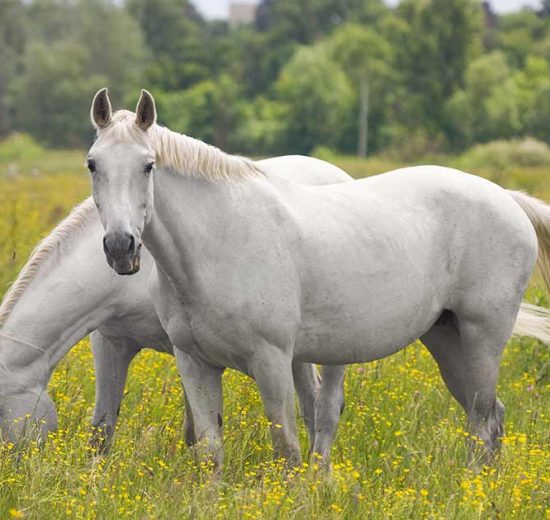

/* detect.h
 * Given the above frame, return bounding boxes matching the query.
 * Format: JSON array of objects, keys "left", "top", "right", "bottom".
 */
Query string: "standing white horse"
[
  {"left": 88, "top": 89, "right": 550, "bottom": 469},
  {"left": 0, "top": 156, "right": 352, "bottom": 450}
]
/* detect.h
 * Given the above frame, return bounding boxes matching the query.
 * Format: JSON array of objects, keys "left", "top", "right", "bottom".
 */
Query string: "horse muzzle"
[{"left": 103, "top": 231, "right": 142, "bottom": 275}]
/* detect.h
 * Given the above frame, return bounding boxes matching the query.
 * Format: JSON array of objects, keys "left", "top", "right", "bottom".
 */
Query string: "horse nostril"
[
  {"left": 127, "top": 234, "right": 136, "bottom": 255},
  {"left": 103, "top": 236, "right": 109, "bottom": 255}
]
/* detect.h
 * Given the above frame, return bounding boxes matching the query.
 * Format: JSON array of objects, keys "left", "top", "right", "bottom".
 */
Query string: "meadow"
[{"left": 0, "top": 134, "right": 548, "bottom": 519}]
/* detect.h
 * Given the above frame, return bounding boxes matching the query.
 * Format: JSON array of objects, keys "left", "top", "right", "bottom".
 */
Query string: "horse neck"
[
  {"left": 0, "top": 215, "right": 124, "bottom": 391},
  {"left": 143, "top": 170, "right": 285, "bottom": 296}
]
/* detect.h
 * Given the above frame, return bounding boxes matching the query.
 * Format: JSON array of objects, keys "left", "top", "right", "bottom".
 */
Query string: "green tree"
[
  {"left": 275, "top": 45, "right": 354, "bottom": 154},
  {"left": 127, "top": 0, "right": 211, "bottom": 90},
  {"left": 327, "top": 23, "right": 392, "bottom": 156},
  {"left": 8, "top": 0, "right": 147, "bottom": 145},
  {"left": 0, "top": 0, "right": 27, "bottom": 136},
  {"left": 515, "top": 56, "right": 550, "bottom": 140},
  {"left": 250, "top": 0, "right": 389, "bottom": 95},
  {"left": 9, "top": 41, "right": 106, "bottom": 147},
  {"left": 495, "top": 11, "right": 547, "bottom": 67},
  {"left": 446, "top": 52, "right": 521, "bottom": 147},
  {"left": 256, "top": 0, "right": 387, "bottom": 43},
  {"left": 528, "top": 83, "right": 550, "bottom": 140},
  {"left": 77, "top": 1, "right": 146, "bottom": 99},
  {"left": 447, "top": 52, "right": 550, "bottom": 148},
  {"left": 154, "top": 75, "right": 245, "bottom": 152},
  {"left": 515, "top": 56, "right": 550, "bottom": 125},
  {"left": 235, "top": 97, "right": 289, "bottom": 154},
  {"left": 390, "top": 0, "right": 483, "bottom": 143}
]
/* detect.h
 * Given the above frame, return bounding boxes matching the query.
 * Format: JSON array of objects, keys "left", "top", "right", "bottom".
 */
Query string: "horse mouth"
[
  {"left": 130, "top": 245, "right": 142, "bottom": 274},
  {"left": 108, "top": 244, "right": 142, "bottom": 275}
]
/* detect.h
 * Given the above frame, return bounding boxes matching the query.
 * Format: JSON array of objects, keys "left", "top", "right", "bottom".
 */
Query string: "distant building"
[{"left": 229, "top": 2, "right": 257, "bottom": 28}]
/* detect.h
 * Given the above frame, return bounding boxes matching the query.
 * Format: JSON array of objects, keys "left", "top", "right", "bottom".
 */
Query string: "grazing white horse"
[
  {"left": 88, "top": 89, "right": 550, "bottom": 469},
  {"left": 0, "top": 156, "right": 353, "bottom": 449}
]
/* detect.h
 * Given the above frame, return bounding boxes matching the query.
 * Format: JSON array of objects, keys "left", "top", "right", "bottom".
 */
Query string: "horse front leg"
[
  {"left": 174, "top": 348, "right": 225, "bottom": 473},
  {"left": 90, "top": 331, "right": 140, "bottom": 454},
  {"left": 250, "top": 346, "right": 302, "bottom": 467},
  {"left": 310, "top": 365, "right": 346, "bottom": 468}
]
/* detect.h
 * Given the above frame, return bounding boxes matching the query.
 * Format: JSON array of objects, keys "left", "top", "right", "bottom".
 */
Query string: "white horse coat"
[
  {"left": 0, "top": 155, "right": 352, "bottom": 448},
  {"left": 87, "top": 90, "right": 550, "bottom": 469}
]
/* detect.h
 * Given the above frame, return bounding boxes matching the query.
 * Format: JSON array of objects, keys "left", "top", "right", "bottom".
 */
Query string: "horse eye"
[
  {"left": 87, "top": 160, "right": 96, "bottom": 173},
  {"left": 144, "top": 162, "right": 155, "bottom": 175}
]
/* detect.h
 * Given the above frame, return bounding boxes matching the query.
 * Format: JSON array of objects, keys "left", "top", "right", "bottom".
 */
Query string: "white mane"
[
  {"left": 0, "top": 114, "right": 262, "bottom": 327},
  {"left": 96, "top": 110, "right": 263, "bottom": 180},
  {"left": 0, "top": 198, "right": 97, "bottom": 328}
]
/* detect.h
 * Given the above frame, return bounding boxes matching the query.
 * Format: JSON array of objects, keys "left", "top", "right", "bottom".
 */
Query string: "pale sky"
[{"left": 193, "top": 0, "right": 542, "bottom": 20}]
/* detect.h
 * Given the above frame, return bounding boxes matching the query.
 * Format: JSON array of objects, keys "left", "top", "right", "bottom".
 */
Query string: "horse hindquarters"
[
  {"left": 420, "top": 191, "right": 539, "bottom": 459},
  {"left": 421, "top": 237, "right": 534, "bottom": 460}
]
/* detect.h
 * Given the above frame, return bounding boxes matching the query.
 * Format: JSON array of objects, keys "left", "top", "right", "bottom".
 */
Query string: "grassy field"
[{"left": 0, "top": 136, "right": 549, "bottom": 519}]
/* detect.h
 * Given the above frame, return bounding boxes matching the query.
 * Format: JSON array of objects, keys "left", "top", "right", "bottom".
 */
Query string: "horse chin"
[
  {"left": 109, "top": 250, "right": 141, "bottom": 276},
  {"left": 108, "top": 257, "right": 134, "bottom": 276}
]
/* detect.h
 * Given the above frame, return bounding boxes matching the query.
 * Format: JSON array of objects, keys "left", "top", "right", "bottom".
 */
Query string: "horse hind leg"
[
  {"left": 310, "top": 365, "right": 346, "bottom": 468},
  {"left": 292, "top": 361, "right": 321, "bottom": 447},
  {"left": 457, "top": 315, "right": 510, "bottom": 458},
  {"left": 420, "top": 309, "right": 513, "bottom": 462},
  {"left": 90, "top": 332, "right": 140, "bottom": 454},
  {"left": 183, "top": 392, "right": 197, "bottom": 447}
]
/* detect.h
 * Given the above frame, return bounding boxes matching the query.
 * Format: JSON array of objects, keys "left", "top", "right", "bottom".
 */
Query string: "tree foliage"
[
  {"left": 10, "top": 42, "right": 107, "bottom": 147},
  {"left": 127, "top": 0, "right": 209, "bottom": 90},
  {"left": 326, "top": 23, "right": 393, "bottom": 154},
  {"left": 3, "top": 0, "right": 550, "bottom": 157},
  {"left": 390, "top": 0, "right": 483, "bottom": 143},
  {"left": 5, "top": 0, "right": 146, "bottom": 145},
  {"left": 0, "top": 0, "right": 28, "bottom": 135},
  {"left": 275, "top": 45, "right": 354, "bottom": 154},
  {"left": 154, "top": 75, "right": 245, "bottom": 151}
]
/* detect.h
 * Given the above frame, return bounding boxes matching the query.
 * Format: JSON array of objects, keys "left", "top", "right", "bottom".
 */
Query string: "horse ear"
[
  {"left": 91, "top": 88, "right": 112, "bottom": 129},
  {"left": 135, "top": 89, "right": 157, "bottom": 131}
]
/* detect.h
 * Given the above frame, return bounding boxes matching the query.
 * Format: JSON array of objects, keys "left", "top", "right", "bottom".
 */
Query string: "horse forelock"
[
  {"left": 95, "top": 110, "right": 152, "bottom": 150},
  {"left": 0, "top": 199, "right": 97, "bottom": 329},
  {"left": 95, "top": 110, "right": 263, "bottom": 181}
]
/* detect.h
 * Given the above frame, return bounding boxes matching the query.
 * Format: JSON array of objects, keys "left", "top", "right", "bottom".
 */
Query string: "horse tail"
[
  {"left": 508, "top": 190, "right": 550, "bottom": 293},
  {"left": 513, "top": 303, "right": 550, "bottom": 344},
  {"left": 508, "top": 190, "right": 550, "bottom": 343}
]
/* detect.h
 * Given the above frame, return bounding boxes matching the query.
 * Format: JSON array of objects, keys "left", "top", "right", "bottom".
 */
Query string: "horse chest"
[{"left": 183, "top": 298, "right": 296, "bottom": 368}]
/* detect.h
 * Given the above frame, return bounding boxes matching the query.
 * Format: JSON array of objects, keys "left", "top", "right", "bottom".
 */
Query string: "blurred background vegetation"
[
  {"left": 0, "top": 5, "right": 549, "bottom": 516},
  {"left": 2, "top": 0, "right": 550, "bottom": 162}
]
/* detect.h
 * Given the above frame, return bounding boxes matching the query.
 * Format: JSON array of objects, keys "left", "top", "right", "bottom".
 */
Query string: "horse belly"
[
  {"left": 293, "top": 240, "right": 446, "bottom": 365},
  {"left": 295, "top": 295, "right": 441, "bottom": 365},
  {"left": 99, "top": 311, "right": 172, "bottom": 353}
]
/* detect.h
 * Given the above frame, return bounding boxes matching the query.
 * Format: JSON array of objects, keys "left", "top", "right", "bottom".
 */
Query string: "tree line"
[{"left": 2, "top": 0, "right": 550, "bottom": 158}]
